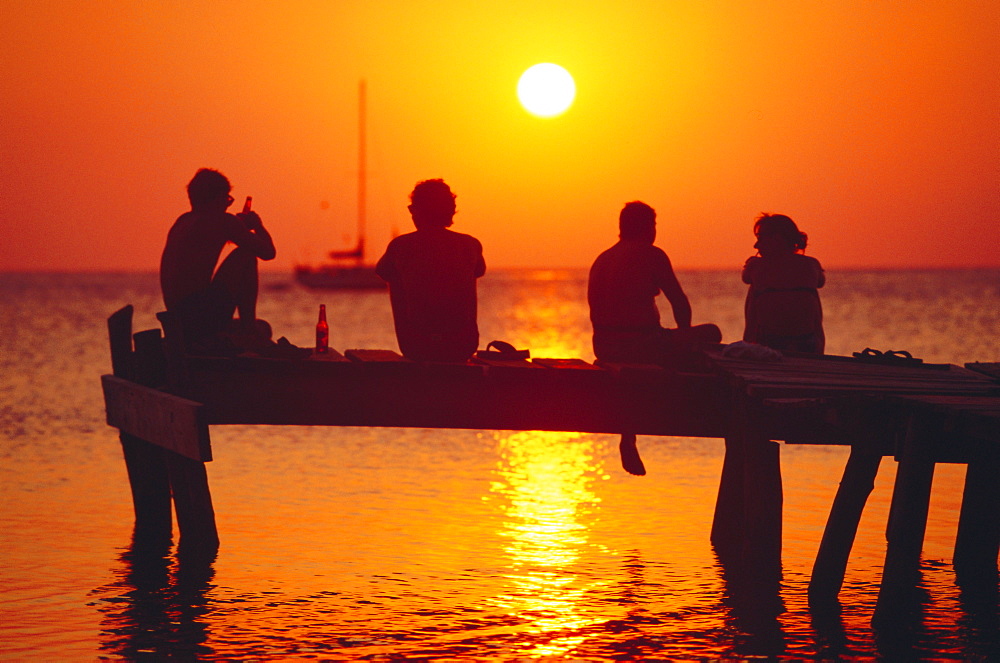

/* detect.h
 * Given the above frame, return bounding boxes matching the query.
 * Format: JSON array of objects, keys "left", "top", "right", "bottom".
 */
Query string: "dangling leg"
[{"left": 620, "top": 432, "right": 646, "bottom": 476}]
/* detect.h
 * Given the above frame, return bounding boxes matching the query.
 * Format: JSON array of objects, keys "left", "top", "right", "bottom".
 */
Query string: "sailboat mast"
[{"left": 357, "top": 79, "right": 366, "bottom": 263}]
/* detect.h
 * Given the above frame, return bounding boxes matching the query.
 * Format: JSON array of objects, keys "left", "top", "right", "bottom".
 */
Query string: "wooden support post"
[
  {"left": 108, "top": 305, "right": 135, "bottom": 381},
  {"left": 107, "top": 306, "right": 172, "bottom": 549},
  {"left": 872, "top": 414, "right": 936, "bottom": 629},
  {"left": 118, "top": 432, "right": 172, "bottom": 549},
  {"left": 166, "top": 452, "right": 220, "bottom": 560},
  {"left": 155, "top": 310, "right": 189, "bottom": 388},
  {"left": 106, "top": 307, "right": 219, "bottom": 558},
  {"left": 953, "top": 448, "right": 1000, "bottom": 586},
  {"left": 715, "top": 393, "right": 782, "bottom": 585},
  {"left": 133, "top": 329, "right": 167, "bottom": 387},
  {"left": 809, "top": 446, "right": 882, "bottom": 604},
  {"left": 741, "top": 434, "right": 783, "bottom": 585},
  {"left": 133, "top": 320, "right": 219, "bottom": 559},
  {"left": 711, "top": 435, "right": 745, "bottom": 561}
]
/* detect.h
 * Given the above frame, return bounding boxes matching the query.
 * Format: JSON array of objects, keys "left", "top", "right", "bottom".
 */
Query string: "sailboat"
[{"left": 294, "top": 80, "right": 386, "bottom": 290}]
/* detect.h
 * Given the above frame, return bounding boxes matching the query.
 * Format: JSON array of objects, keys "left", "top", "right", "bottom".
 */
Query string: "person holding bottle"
[{"left": 159, "top": 168, "right": 276, "bottom": 354}]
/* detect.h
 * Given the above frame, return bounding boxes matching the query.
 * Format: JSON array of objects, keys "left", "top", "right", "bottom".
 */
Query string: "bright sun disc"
[{"left": 517, "top": 63, "right": 575, "bottom": 117}]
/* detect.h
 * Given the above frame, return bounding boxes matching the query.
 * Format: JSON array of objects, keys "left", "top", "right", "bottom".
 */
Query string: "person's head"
[
  {"left": 754, "top": 213, "right": 807, "bottom": 255},
  {"left": 619, "top": 201, "right": 656, "bottom": 243},
  {"left": 408, "top": 179, "right": 456, "bottom": 229},
  {"left": 187, "top": 168, "right": 233, "bottom": 211}
]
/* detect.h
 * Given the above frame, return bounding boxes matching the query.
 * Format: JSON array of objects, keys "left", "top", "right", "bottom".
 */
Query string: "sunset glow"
[{"left": 1, "top": 2, "right": 997, "bottom": 271}]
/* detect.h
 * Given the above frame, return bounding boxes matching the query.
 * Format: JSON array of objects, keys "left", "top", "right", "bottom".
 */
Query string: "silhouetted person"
[
  {"left": 376, "top": 179, "right": 486, "bottom": 362},
  {"left": 742, "top": 213, "right": 825, "bottom": 354},
  {"left": 160, "top": 168, "right": 275, "bottom": 354},
  {"left": 589, "top": 201, "right": 722, "bottom": 475}
]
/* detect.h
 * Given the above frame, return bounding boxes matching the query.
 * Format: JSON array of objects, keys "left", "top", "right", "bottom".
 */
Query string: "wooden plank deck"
[
  {"left": 707, "top": 351, "right": 1000, "bottom": 457},
  {"left": 113, "top": 345, "right": 1000, "bottom": 459},
  {"left": 101, "top": 306, "right": 1000, "bottom": 621},
  {"left": 167, "top": 349, "right": 733, "bottom": 440},
  {"left": 711, "top": 352, "right": 998, "bottom": 398}
]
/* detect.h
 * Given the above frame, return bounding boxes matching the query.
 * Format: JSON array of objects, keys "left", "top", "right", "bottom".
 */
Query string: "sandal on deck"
[
  {"left": 852, "top": 348, "right": 924, "bottom": 366},
  {"left": 251, "top": 337, "right": 313, "bottom": 360},
  {"left": 476, "top": 340, "right": 530, "bottom": 361}
]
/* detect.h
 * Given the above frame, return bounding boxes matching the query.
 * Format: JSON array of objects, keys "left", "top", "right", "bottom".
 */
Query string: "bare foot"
[{"left": 619, "top": 433, "right": 646, "bottom": 476}]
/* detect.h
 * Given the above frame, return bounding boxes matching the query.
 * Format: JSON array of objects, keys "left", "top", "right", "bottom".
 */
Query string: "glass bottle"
[{"left": 315, "top": 304, "right": 329, "bottom": 353}]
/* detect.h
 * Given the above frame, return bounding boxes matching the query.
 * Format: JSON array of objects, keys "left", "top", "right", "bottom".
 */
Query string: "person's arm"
[
  {"left": 654, "top": 249, "right": 692, "bottom": 328},
  {"left": 741, "top": 255, "right": 759, "bottom": 284},
  {"left": 813, "top": 258, "right": 826, "bottom": 288},
  {"left": 375, "top": 244, "right": 396, "bottom": 282},
  {"left": 222, "top": 211, "right": 276, "bottom": 260},
  {"left": 473, "top": 238, "right": 486, "bottom": 278}
]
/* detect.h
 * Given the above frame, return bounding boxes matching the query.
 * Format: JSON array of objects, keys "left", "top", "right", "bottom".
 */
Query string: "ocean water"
[{"left": 1, "top": 268, "right": 997, "bottom": 661}]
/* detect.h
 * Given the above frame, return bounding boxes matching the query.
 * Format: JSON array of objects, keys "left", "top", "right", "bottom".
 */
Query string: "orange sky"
[{"left": 2, "top": 1, "right": 998, "bottom": 271}]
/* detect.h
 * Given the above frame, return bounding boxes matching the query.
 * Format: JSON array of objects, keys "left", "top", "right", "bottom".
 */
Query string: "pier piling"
[
  {"left": 872, "top": 412, "right": 937, "bottom": 629},
  {"left": 107, "top": 307, "right": 172, "bottom": 549},
  {"left": 808, "top": 446, "right": 882, "bottom": 604},
  {"left": 954, "top": 447, "right": 1000, "bottom": 586},
  {"left": 711, "top": 435, "right": 745, "bottom": 561},
  {"left": 106, "top": 306, "right": 219, "bottom": 557}
]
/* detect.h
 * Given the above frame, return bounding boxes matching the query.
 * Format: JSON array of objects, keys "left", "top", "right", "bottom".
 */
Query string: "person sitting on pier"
[
  {"left": 376, "top": 179, "right": 486, "bottom": 362},
  {"left": 742, "top": 213, "right": 825, "bottom": 354},
  {"left": 588, "top": 201, "right": 722, "bottom": 475},
  {"left": 160, "top": 168, "right": 276, "bottom": 355}
]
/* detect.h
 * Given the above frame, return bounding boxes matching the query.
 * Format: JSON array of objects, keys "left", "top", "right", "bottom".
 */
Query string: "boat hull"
[{"left": 294, "top": 264, "right": 385, "bottom": 290}]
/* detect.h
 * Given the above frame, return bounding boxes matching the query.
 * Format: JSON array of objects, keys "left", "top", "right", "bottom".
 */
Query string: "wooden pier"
[{"left": 101, "top": 306, "right": 1000, "bottom": 627}]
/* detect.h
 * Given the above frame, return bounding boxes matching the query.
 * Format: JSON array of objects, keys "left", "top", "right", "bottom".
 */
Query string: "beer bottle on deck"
[{"left": 316, "top": 304, "right": 329, "bottom": 353}]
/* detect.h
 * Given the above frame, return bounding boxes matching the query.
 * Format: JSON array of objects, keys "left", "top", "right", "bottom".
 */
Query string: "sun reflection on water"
[
  {"left": 482, "top": 274, "right": 592, "bottom": 360},
  {"left": 487, "top": 430, "right": 611, "bottom": 656}
]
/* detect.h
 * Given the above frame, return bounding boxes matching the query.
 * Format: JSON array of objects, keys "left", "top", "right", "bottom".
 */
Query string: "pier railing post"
[{"left": 108, "top": 306, "right": 172, "bottom": 550}]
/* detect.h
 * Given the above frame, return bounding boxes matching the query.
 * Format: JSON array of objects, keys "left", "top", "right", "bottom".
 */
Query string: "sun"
[{"left": 517, "top": 63, "right": 576, "bottom": 118}]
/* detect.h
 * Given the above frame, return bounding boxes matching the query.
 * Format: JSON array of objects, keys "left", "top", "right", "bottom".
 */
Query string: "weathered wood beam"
[{"left": 102, "top": 375, "right": 211, "bottom": 462}]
